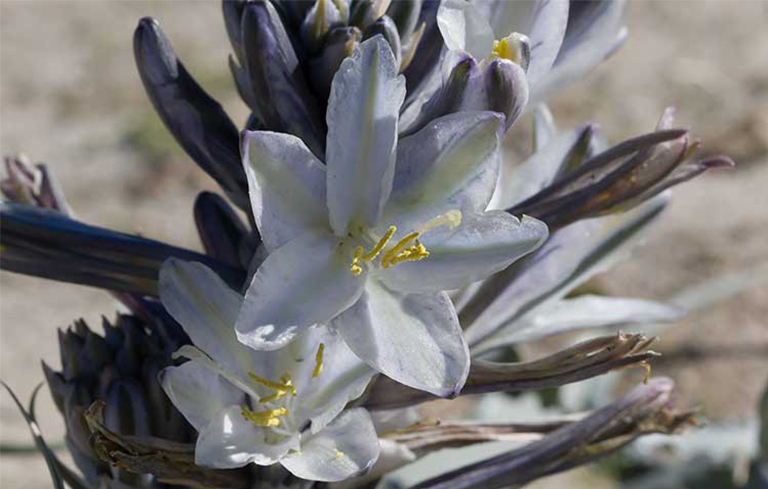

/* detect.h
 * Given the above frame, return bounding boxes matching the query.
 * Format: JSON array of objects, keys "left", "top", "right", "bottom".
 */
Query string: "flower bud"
[
  {"left": 242, "top": 1, "right": 326, "bottom": 158},
  {"left": 133, "top": 18, "right": 248, "bottom": 209},
  {"left": 386, "top": 0, "right": 423, "bottom": 45},
  {"left": 193, "top": 191, "right": 253, "bottom": 268},
  {"left": 363, "top": 16, "right": 402, "bottom": 68},
  {"left": 308, "top": 26, "right": 362, "bottom": 100}
]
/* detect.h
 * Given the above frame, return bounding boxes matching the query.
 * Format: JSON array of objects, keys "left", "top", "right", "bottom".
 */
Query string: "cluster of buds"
[
  {"left": 1, "top": 1, "right": 732, "bottom": 488},
  {"left": 44, "top": 315, "right": 194, "bottom": 488}
]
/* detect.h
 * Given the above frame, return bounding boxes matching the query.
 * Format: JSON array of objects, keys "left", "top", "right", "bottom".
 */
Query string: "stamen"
[
  {"left": 350, "top": 211, "right": 462, "bottom": 272},
  {"left": 491, "top": 35, "right": 522, "bottom": 63},
  {"left": 313, "top": 343, "right": 325, "bottom": 378},
  {"left": 418, "top": 210, "right": 462, "bottom": 233},
  {"left": 241, "top": 406, "right": 289, "bottom": 427},
  {"left": 387, "top": 241, "right": 430, "bottom": 266},
  {"left": 335, "top": 450, "right": 345, "bottom": 459},
  {"left": 362, "top": 226, "right": 396, "bottom": 261},
  {"left": 381, "top": 231, "right": 419, "bottom": 268},
  {"left": 350, "top": 246, "right": 364, "bottom": 276},
  {"left": 350, "top": 226, "right": 397, "bottom": 275},
  {"left": 248, "top": 372, "right": 296, "bottom": 399},
  {"left": 492, "top": 38, "right": 509, "bottom": 60}
]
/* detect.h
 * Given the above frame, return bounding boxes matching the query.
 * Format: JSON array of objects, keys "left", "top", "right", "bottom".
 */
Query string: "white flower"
[
  {"left": 235, "top": 36, "right": 548, "bottom": 397},
  {"left": 158, "top": 259, "right": 379, "bottom": 482}
]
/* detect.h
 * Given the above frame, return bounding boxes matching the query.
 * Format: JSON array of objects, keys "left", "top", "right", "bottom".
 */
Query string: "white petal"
[
  {"left": 195, "top": 405, "right": 299, "bottom": 469},
  {"left": 159, "top": 361, "right": 243, "bottom": 432},
  {"left": 159, "top": 259, "right": 253, "bottom": 376},
  {"left": 385, "top": 111, "right": 504, "bottom": 230},
  {"left": 294, "top": 329, "right": 376, "bottom": 434},
  {"left": 238, "top": 325, "right": 375, "bottom": 434},
  {"left": 333, "top": 280, "right": 469, "bottom": 397},
  {"left": 380, "top": 212, "right": 548, "bottom": 293},
  {"left": 236, "top": 230, "right": 365, "bottom": 351},
  {"left": 280, "top": 408, "right": 379, "bottom": 482},
  {"left": 522, "top": 0, "right": 569, "bottom": 86},
  {"left": 533, "top": 0, "right": 627, "bottom": 101},
  {"left": 463, "top": 196, "right": 669, "bottom": 348},
  {"left": 437, "top": 0, "right": 495, "bottom": 60},
  {"left": 242, "top": 131, "right": 328, "bottom": 251},
  {"left": 481, "top": 295, "right": 685, "bottom": 349},
  {"left": 326, "top": 36, "right": 406, "bottom": 235}
]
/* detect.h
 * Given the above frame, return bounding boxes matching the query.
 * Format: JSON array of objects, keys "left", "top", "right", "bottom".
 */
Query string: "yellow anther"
[
  {"left": 335, "top": 450, "right": 345, "bottom": 459},
  {"left": 349, "top": 211, "right": 461, "bottom": 272},
  {"left": 387, "top": 241, "right": 430, "bottom": 266},
  {"left": 350, "top": 226, "right": 397, "bottom": 275},
  {"left": 260, "top": 375, "right": 294, "bottom": 404},
  {"left": 241, "top": 406, "right": 289, "bottom": 427},
  {"left": 248, "top": 372, "right": 296, "bottom": 396},
  {"left": 313, "top": 343, "right": 325, "bottom": 378},
  {"left": 259, "top": 391, "right": 285, "bottom": 404},
  {"left": 362, "top": 226, "right": 396, "bottom": 261},
  {"left": 381, "top": 231, "right": 420, "bottom": 268},
  {"left": 491, "top": 34, "right": 524, "bottom": 64},
  {"left": 350, "top": 246, "right": 364, "bottom": 276},
  {"left": 492, "top": 38, "right": 512, "bottom": 61}
]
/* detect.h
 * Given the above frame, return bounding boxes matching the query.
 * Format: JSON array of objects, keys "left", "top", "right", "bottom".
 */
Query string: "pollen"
[
  {"left": 313, "top": 343, "right": 325, "bottom": 378},
  {"left": 241, "top": 406, "right": 289, "bottom": 427},
  {"left": 335, "top": 450, "right": 345, "bottom": 459}
]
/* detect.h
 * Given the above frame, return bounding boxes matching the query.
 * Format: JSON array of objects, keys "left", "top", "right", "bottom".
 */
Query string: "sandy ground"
[{"left": 1, "top": 1, "right": 766, "bottom": 488}]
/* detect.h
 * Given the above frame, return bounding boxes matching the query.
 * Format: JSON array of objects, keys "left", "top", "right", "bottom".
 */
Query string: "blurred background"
[{"left": 1, "top": 1, "right": 767, "bottom": 488}]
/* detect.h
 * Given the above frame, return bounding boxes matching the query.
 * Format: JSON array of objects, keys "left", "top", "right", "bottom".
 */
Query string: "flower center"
[
  {"left": 241, "top": 343, "right": 326, "bottom": 428},
  {"left": 349, "top": 210, "right": 462, "bottom": 276}
]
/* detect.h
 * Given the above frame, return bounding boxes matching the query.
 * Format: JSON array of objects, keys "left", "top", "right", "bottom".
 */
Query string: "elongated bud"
[
  {"left": 350, "top": 0, "right": 392, "bottom": 30},
  {"left": 301, "top": 0, "right": 344, "bottom": 52},
  {"left": 0, "top": 203, "right": 246, "bottom": 296},
  {"left": 133, "top": 18, "right": 248, "bottom": 210},
  {"left": 402, "top": 0, "right": 443, "bottom": 104},
  {"left": 401, "top": 54, "right": 476, "bottom": 136},
  {"left": 386, "top": 0, "right": 423, "bottom": 44},
  {"left": 485, "top": 59, "right": 529, "bottom": 130},
  {"left": 222, "top": 0, "right": 247, "bottom": 64},
  {"left": 308, "top": 26, "right": 362, "bottom": 100},
  {"left": 508, "top": 110, "right": 735, "bottom": 228},
  {"left": 242, "top": 1, "right": 326, "bottom": 158},
  {"left": 194, "top": 191, "right": 253, "bottom": 267},
  {"left": 363, "top": 16, "right": 402, "bottom": 68}
]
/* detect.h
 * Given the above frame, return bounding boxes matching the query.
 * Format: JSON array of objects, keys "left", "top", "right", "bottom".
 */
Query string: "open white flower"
[
  {"left": 235, "top": 36, "right": 548, "bottom": 397},
  {"left": 158, "top": 259, "right": 379, "bottom": 482}
]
